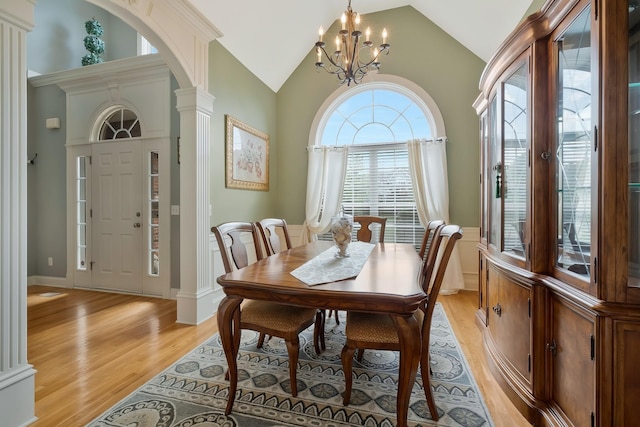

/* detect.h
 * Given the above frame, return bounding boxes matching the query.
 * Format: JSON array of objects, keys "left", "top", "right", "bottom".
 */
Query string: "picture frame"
[{"left": 225, "top": 115, "right": 269, "bottom": 191}]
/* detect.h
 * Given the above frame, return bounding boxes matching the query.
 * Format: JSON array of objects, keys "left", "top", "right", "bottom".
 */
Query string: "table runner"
[{"left": 290, "top": 241, "right": 375, "bottom": 286}]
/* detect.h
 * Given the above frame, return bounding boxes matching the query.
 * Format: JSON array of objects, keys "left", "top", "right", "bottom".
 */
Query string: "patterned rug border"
[{"left": 87, "top": 303, "right": 495, "bottom": 427}]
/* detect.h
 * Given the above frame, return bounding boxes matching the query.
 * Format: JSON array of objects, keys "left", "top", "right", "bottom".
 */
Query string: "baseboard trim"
[{"left": 27, "top": 275, "right": 69, "bottom": 287}]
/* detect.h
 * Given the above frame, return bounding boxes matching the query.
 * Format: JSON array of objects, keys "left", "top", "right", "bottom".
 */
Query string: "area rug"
[{"left": 87, "top": 304, "right": 494, "bottom": 427}]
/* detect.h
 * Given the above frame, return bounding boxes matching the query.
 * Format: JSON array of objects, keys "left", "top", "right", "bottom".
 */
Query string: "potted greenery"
[{"left": 82, "top": 18, "right": 105, "bottom": 66}]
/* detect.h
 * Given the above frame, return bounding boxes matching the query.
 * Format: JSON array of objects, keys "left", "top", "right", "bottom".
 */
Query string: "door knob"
[{"left": 133, "top": 222, "right": 141, "bottom": 228}]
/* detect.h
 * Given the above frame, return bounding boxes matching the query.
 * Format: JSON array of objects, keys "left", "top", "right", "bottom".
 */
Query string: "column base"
[
  {"left": 0, "top": 366, "right": 37, "bottom": 427},
  {"left": 176, "top": 287, "right": 224, "bottom": 325}
]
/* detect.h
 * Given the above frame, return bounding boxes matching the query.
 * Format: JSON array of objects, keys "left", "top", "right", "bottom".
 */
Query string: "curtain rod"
[
  {"left": 305, "top": 145, "right": 347, "bottom": 151},
  {"left": 306, "top": 137, "right": 448, "bottom": 150}
]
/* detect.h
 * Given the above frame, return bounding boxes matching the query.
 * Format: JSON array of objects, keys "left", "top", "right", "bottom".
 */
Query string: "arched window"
[
  {"left": 312, "top": 77, "right": 445, "bottom": 246},
  {"left": 98, "top": 107, "right": 142, "bottom": 140}
]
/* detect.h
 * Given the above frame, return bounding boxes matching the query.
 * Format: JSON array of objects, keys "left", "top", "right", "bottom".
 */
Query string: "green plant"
[{"left": 82, "top": 18, "right": 105, "bottom": 66}]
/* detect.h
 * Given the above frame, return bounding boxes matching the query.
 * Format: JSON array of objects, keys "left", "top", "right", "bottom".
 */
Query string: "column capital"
[
  {"left": 0, "top": 1, "right": 36, "bottom": 31},
  {"left": 175, "top": 86, "right": 215, "bottom": 115}
]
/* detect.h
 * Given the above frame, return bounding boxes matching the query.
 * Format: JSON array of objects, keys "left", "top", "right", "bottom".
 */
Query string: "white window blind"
[{"left": 341, "top": 143, "right": 424, "bottom": 247}]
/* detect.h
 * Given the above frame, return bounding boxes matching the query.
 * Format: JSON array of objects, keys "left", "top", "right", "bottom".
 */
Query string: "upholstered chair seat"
[
  {"left": 345, "top": 309, "right": 425, "bottom": 345},
  {"left": 241, "top": 300, "right": 319, "bottom": 333}
]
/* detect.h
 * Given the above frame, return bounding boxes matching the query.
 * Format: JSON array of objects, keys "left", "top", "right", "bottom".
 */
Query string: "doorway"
[
  {"left": 90, "top": 140, "right": 143, "bottom": 292},
  {"left": 69, "top": 105, "right": 171, "bottom": 297}
]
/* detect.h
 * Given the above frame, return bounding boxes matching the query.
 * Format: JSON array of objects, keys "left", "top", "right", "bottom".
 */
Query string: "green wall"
[
  {"left": 27, "top": 0, "right": 135, "bottom": 74},
  {"left": 27, "top": 84, "right": 68, "bottom": 277},
  {"left": 276, "top": 6, "right": 486, "bottom": 227},
  {"left": 208, "top": 41, "right": 278, "bottom": 225}
]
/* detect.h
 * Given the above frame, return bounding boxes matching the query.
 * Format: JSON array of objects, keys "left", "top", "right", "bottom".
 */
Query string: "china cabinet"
[{"left": 473, "top": 0, "right": 640, "bottom": 425}]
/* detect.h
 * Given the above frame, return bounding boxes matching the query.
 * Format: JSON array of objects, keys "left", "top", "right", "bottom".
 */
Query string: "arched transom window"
[{"left": 98, "top": 107, "right": 142, "bottom": 141}]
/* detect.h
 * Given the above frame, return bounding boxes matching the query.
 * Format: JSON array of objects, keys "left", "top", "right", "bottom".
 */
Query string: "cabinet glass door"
[
  {"left": 503, "top": 63, "right": 529, "bottom": 259},
  {"left": 489, "top": 96, "right": 501, "bottom": 249},
  {"left": 629, "top": 1, "right": 640, "bottom": 288},
  {"left": 555, "top": 6, "right": 592, "bottom": 278}
]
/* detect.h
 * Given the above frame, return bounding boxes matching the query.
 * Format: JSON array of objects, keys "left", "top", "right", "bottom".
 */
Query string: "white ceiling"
[{"left": 186, "top": 0, "right": 535, "bottom": 92}]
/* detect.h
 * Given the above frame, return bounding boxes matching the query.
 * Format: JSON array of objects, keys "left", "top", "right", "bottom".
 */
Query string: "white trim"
[
  {"left": 458, "top": 227, "right": 480, "bottom": 290},
  {"left": 27, "top": 276, "right": 70, "bottom": 288},
  {"left": 60, "top": 60, "right": 172, "bottom": 298},
  {"left": 0, "top": 4, "right": 36, "bottom": 425}
]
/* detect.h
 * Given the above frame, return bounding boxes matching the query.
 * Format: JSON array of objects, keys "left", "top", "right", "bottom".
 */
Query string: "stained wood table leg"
[
  {"left": 392, "top": 313, "right": 422, "bottom": 427},
  {"left": 217, "top": 295, "right": 242, "bottom": 415}
]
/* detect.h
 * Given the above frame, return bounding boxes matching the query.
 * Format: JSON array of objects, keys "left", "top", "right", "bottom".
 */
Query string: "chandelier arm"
[
  {"left": 315, "top": 44, "right": 338, "bottom": 68},
  {"left": 356, "top": 45, "right": 390, "bottom": 68},
  {"left": 315, "top": 44, "right": 349, "bottom": 83}
]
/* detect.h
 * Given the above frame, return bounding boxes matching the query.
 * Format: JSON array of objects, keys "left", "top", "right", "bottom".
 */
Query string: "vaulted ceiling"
[{"left": 186, "top": 0, "right": 536, "bottom": 92}]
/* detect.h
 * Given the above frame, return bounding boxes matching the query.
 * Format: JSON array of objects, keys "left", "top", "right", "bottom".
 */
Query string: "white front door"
[{"left": 91, "top": 140, "right": 143, "bottom": 293}]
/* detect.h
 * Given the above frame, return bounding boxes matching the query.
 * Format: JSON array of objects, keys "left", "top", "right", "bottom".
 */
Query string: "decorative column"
[
  {"left": 175, "top": 87, "right": 216, "bottom": 324},
  {"left": 0, "top": 3, "right": 37, "bottom": 426}
]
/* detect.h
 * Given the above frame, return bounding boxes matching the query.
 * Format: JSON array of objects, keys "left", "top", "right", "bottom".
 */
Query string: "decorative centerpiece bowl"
[{"left": 330, "top": 214, "right": 353, "bottom": 258}]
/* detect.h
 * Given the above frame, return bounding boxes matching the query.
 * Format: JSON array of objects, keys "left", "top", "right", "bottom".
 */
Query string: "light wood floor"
[{"left": 27, "top": 285, "right": 530, "bottom": 426}]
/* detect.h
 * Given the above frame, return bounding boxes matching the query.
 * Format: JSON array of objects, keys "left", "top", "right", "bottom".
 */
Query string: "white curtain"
[
  {"left": 408, "top": 139, "right": 464, "bottom": 294},
  {"left": 300, "top": 146, "right": 349, "bottom": 244}
]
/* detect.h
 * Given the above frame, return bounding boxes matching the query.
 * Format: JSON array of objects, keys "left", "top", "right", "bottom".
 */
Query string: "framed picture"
[{"left": 225, "top": 115, "right": 269, "bottom": 191}]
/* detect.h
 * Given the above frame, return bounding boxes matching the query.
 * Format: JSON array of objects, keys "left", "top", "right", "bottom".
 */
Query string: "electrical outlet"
[
  {"left": 171, "top": 205, "right": 180, "bottom": 215},
  {"left": 48, "top": 257, "right": 53, "bottom": 267}
]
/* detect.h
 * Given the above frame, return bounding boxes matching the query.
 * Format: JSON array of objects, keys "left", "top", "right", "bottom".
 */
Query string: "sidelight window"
[{"left": 149, "top": 151, "right": 160, "bottom": 276}]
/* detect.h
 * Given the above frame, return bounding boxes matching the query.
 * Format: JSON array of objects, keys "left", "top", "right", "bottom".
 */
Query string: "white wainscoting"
[{"left": 456, "top": 227, "right": 480, "bottom": 290}]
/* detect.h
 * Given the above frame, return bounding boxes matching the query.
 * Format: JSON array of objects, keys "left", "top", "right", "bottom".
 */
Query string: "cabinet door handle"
[
  {"left": 492, "top": 303, "right": 502, "bottom": 317},
  {"left": 547, "top": 339, "right": 557, "bottom": 357}
]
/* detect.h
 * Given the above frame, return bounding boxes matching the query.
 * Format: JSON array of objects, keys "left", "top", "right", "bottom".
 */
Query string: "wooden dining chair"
[
  {"left": 326, "top": 215, "right": 388, "bottom": 325},
  {"left": 353, "top": 215, "right": 387, "bottom": 243},
  {"left": 256, "top": 218, "right": 293, "bottom": 255},
  {"left": 256, "top": 218, "right": 326, "bottom": 351},
  {"left": 341, "top": 224, "right": 462, "bottom": 421},
  {"left": 212, "top": 221, "right": 323, "bottom": 397},
  {"left": 353, "top": 220, "right": 447, "bottom": 363},
  {"left": 419, "top": 219, "right": 445, "bottom": 260}
]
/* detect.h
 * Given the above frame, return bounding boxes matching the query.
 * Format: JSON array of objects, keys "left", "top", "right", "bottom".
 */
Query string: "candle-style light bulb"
[
  {"left": 318, "top": 26, "right": 324, "bottom": 42},
  {"left": 382, "top": 28, "right": 388, "bottom": 44},
  {"left": 341, "top": 13, "right": 346, "bottom": 30},
  {"left": 355, "top": 13, "right": 360, "bottom": 30},
  {"left": 366, "top": 27, "right": 371, "bottom": 42}
]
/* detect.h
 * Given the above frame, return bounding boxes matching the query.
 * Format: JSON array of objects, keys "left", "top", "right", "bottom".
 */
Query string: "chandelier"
[{"left": 314, "top": 0, "right": 390, "bottom": 86}]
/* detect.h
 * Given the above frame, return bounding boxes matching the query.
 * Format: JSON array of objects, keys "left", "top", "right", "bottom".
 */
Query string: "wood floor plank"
[{"left": 27, "top": 285, "right": 529, "bottom": 426}]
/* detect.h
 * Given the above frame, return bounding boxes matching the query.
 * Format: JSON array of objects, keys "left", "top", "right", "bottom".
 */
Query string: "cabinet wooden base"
[{"left": 482, "top": 328, "right": 582, "bottom": 427}]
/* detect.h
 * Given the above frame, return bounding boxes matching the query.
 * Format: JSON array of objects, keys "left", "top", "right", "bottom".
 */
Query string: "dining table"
[{"left": 215, "top": 240, "right": 427, "bottom": 427}]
